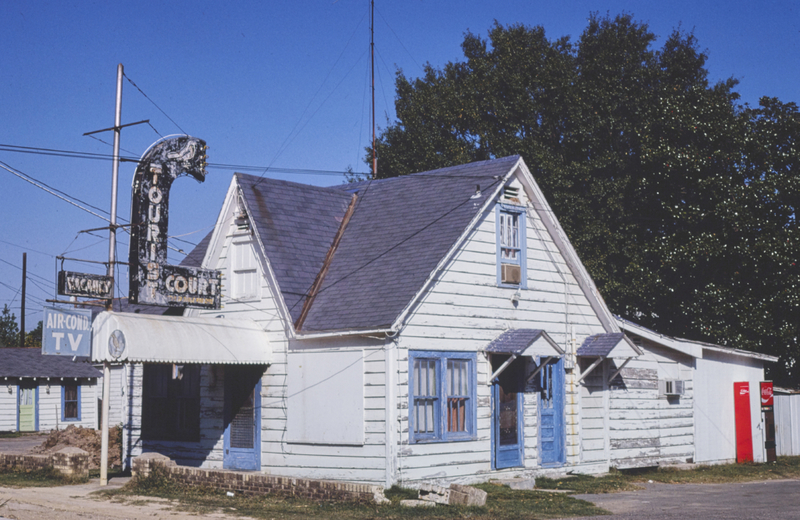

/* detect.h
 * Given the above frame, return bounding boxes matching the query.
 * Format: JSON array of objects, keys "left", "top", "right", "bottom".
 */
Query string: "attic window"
[{"left": 496, "top": 206, "right": 527, "bottom": 288}]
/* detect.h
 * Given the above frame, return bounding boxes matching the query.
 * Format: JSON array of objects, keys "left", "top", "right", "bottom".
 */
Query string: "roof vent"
[{"left": 503, "top": 186, "right": 520, "bottom": 203}]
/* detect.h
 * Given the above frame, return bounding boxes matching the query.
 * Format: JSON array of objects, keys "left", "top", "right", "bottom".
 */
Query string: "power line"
[
  {"left": 0, "top": 143, "right": 369, "bottom": 176},
  {"left": 123, "top": 72, "right": 188, "bottom": 135}
]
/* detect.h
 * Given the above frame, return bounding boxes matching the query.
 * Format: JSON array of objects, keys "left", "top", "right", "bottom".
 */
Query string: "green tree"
[
  {"left": 24, "top": 320, "right": 43, "bottom": 349},
  {"left": 0, "top": 304, "right": 19, "bottom": 348},
  {"left": 370, "top": 14, "right": 800, "bottom": 385}
]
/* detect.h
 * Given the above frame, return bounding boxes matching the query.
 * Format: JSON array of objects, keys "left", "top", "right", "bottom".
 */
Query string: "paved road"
[
  {"left": 571, "top": 479, "right": 800, "bottom": 520},
  {"left": 0, "top": 434, "right": 48, "bottom": 454}
]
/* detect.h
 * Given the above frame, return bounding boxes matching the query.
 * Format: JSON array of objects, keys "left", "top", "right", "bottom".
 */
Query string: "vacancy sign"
[{"left": 42, "top": 306, "right": 92, "bottom": 357}]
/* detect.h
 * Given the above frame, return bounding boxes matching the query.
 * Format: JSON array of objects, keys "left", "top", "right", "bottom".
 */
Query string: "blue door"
[
  {"left": 537, "top": 358, "right": 565, "bottom": 466},
  {"left": 223, "top": 366, "right": 263, "bottom": 470},
  {"left": 492, "top": 355, "right": 524, "bottom": 469}
]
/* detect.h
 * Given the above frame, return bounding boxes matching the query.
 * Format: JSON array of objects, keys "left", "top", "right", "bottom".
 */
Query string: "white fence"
[{"left": 775, "top": 394, "right": 800, "bottom": 456}]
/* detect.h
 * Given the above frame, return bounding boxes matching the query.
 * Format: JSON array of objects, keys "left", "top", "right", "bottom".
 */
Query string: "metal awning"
[
  {"left": 92, "top": 311, "right": 271, "bottom": 364},
  {"left": 576, "top": 333, "right": 642, "bottom": 383},
  {"left": 483, "top": 329, "right": 564, "bottom": 383}
]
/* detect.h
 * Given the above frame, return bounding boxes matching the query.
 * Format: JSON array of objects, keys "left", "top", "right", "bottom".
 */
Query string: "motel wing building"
[{"left": 92, "top": 155, "right": 776, "bottom": 486}]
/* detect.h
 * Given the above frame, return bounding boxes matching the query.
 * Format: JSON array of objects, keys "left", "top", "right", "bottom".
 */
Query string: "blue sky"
[{"left": 1, "top": 0, "right": 797, "bottom": 331}]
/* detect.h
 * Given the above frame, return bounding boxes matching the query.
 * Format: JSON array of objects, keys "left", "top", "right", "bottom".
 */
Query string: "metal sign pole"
[{"left": 100, "top": 63, "right": 123, "bottom": 487}]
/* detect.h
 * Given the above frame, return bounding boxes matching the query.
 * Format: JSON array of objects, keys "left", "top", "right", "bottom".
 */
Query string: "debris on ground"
[
  {"left": 31, "top": 425, "right": 121, "bottom": 469},
  {"left": 416, "top": 482, "right": 488, "bottom": 506}
]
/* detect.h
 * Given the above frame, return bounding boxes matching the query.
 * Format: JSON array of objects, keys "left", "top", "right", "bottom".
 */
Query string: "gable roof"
[
  {"left": 615, "top": 316, "right": 779, "bottom": 362},
  {"left": 0, "top": 348, "right": 101, "bottom": 378},
  {"left": 237, "top": 174, "right": 354, "bottom": 323},
  {"left": 483, "top": 329, "right": 564, "bottom": 357},
  {"left": 577, "top": 332, "right": 642, "bottom": 358},
  {"left": 185, "top": 155, "right": 617, "bottom": 335},
  {"left": 299, "top": 157, "right": 516, "bottom": 332}
]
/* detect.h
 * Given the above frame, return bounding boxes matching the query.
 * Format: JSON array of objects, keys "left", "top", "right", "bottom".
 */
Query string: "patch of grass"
[
  {"left": 535, "top": 457, "right": 800, "bottom": 494},
  {"left": 535, "top": 472, "right": 641, "bottom": 494},
  {"left": 630, "top": 456, "right": 800, "bottom": 485},
  {"left": 0, "top": 431, "right": 25, "bottom": 438},
  {"left": 0, "top": 467, "right": 88, "bottom": 487}
]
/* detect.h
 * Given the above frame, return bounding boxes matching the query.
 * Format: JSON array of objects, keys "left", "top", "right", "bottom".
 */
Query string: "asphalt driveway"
[
  {"left": 0, "top": 434, "right": 47, "bottom": 454},
  {"left": 570, "top": 479, "right": 800, "bottom": 519}
]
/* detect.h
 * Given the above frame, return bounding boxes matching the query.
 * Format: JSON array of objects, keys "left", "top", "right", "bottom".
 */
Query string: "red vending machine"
[{"left": 734, "top": 382, "right": 754, "bottom": 463}]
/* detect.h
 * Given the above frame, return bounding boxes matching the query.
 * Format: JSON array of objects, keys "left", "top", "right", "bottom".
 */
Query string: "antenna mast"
[{"left": 371, "top": 0, "right": 377, "bottom": 178}]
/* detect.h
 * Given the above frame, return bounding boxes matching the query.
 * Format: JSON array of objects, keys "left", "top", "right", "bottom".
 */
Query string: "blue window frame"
[
  {"left": 409, "top": 351, "right": 476, "bottom": 443},
  {"left": 62, "top": 382, "right": 80, "bottom": 421},
  {"left": 496, "top": 205, "right": 527, "bottom": 288}
]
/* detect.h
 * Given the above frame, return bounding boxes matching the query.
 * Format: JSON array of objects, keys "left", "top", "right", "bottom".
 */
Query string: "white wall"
[
  {"left": 694, "top": 349, "right": 766, "bottom": 463},
  {"left": 775, "top": 393, "right": 800, "bottom": 456},
  {"left": 397, "top": 190, "right": 608, "bottom": 485},
  {"left": 0, "top": 383, "right": 17, "bottom": 431}
]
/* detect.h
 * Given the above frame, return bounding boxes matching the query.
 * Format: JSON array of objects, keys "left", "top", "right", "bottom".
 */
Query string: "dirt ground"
[
  {"left": 30, "top": 425, "right": 122, "bottom": 469},
  {"left": 0, "top": 478, "right": 253, "bottom": 520}
]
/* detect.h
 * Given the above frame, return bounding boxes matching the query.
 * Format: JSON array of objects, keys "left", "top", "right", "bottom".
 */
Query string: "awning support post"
[
  {"left": 577, "top": 357, "right": 604, "bottom": 383},
  {"left": 487, "top": 354, "right": 517, "bottom": 385},
  {"left": 526, "top": 356, "right": 556, "bottom": 384},
  {"left": 607, "top": 357, "right": 633, "bottom": 384}
]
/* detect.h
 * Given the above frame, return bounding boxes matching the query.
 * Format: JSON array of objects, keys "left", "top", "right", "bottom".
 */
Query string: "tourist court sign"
[
  {"left": 42, "top": 306, "right": 92, "bottom": 357},
  {"left": 128, "top": 136, "right": 221, "bottom": 309}
]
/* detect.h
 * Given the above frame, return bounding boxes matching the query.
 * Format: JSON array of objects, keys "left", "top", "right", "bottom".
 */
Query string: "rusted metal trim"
[{"left": 294, "top": 193, "right": 358, "bottom": 331}]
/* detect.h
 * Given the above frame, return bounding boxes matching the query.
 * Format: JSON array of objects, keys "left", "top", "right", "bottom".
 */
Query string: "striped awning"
[{"left": 92, "top": 311, "right": 270, "bottom": 364}]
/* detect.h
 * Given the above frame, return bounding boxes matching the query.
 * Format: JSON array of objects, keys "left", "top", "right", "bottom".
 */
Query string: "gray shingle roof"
[
  {"left": 0, "top": 348, "right": 101, "bottom": 378},
  {"left": 180, "top": 231, "right": 213, "bottom": 268},
  {"left": 484, "top": 329, "right": 548, "bottom": 354},
  {"left": 300, "top": 156, "right": 518, "bottom": 332},
  {"left": 577, "top": 333, "right": 627, "bottom": 357},
  {"left": 237, "top": 174, "right": 354, "bottom": 323},
  {"left": 180, "top": 156, "right": 521, "bottom": 332}
]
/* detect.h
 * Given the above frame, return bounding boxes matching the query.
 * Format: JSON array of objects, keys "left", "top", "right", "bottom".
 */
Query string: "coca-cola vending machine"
[
  {"left": 734, "top": 382, "right": 754, "bottom": 463},
  {"left": 761, "top": 381, "right": 777, "bottom": 463}
]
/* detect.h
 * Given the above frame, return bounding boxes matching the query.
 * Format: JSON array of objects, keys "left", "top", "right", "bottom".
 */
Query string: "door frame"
[
  {"left": 492, "top": 380, "right": 524, "bottom": 469},
  {"left": 17, "top": 381, "right": 38, "bottom": 432},
  {"left": 223, "top": 366, "right": 262, "bottom": 470}
]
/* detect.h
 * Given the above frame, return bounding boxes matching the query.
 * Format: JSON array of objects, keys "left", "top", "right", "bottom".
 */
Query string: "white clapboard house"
[
  {"left": 91, "top": 156, "right": 776, "bottom": 486},
  {"left": 0, "top": 348, "right": 101, "bottom": 432}
]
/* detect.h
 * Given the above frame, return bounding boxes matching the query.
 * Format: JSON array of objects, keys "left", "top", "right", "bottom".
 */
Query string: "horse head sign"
[{"left": 128, "top": 136, "right": 221, "bottom": 309}]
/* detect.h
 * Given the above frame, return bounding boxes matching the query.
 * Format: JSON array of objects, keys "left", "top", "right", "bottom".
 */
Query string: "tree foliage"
[
  {"left": 370, "top": 14, "right": 800, "bottom": 386},
  {"left": 0, "top": 304, "right": 20, "bottom": 348}
]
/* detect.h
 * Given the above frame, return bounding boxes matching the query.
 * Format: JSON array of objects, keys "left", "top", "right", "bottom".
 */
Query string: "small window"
[
  {"left": 409, "top": 351, "right": 476, "bottom": 443},
  {"left": 142, "top": 364, "right": 201, "bottom": 442},
  {"left": 496, "top": 206, "right": 526, "bottom": 287},
  {"left": 231, "top": 241, "right": 260, "bottom": 300},
  {"left": 62, "top": 383, "right": 80, "bottom": 421}
]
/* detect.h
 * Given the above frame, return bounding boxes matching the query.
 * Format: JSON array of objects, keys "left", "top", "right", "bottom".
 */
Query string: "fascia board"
[
  {"left": 515, "top": 160, "right": 619, "bottom": 333},
  {"left": 615, "top": 317, "right": 702, "bottom": 358},
  {"left": 389, "top": 163, "right": 512, "bottom": 332}
]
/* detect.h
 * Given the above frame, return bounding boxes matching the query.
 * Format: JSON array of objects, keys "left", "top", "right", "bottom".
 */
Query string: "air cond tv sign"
[{"left": 42, "top": 306, "right": 92, "bottom": 357}]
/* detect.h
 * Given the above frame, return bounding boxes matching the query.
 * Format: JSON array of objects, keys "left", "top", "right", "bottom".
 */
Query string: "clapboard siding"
[
  {"left": 607, "top": 343, "right": 695, "bottom": 468},
  {"left": 396, "top": 201, "right": 606, "bottom": 483},
  {"left": 0, "top": 385, "right": 16, "bottom": 431}
]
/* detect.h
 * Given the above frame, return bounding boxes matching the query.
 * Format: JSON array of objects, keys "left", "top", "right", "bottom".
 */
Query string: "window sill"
[{"left": 410, "top": 434, "right": 476, "bottom": 444}]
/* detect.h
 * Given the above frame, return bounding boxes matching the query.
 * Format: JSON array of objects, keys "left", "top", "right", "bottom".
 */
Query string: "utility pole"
[
  {"left": 99, "top": 63, "right": 123, "bottom": 487},
  {"left": 371, "top": 0, "right": 377, "bottom": 178},
  {"left": 19, "top": 253, "right": 26, "bottom": 348}
]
